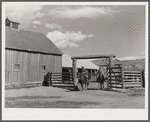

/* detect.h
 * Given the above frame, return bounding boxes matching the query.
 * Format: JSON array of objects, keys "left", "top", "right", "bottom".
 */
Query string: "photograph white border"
[{"left": 2, "top": 2, "right": 149, "bottom": 120}]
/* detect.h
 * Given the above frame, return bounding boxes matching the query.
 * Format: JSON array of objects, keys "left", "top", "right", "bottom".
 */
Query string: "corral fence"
[
  {"left": 42, "top": 72, "right": 74, "bottom": 87},
  {"left": 122, "top": 71, "right": 143, "bottom": 88},
  {"left": 107, "top": 66, "right": 143, "bottom": 89},
  {"left": 44, "top": 68, "right": 143, "bottom": 89},
  {"left": 51, "top": 72, "right": 73, "bottom": 84},
  {"left": 50, "top": 72, "right": 96, "bottom": 85},
  {"left": 43, "top": 71, "right": 97, "bottom": 88}
]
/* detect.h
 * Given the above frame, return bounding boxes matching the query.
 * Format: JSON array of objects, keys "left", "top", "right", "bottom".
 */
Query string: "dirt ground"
[{"left": 5, "top": 82, "right": 145, "bottom": 108}]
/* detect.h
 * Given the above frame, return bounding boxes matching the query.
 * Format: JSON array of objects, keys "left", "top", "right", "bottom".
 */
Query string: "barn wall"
[{"left": 5, "top": 49, "right": 62, "bottom": 86}]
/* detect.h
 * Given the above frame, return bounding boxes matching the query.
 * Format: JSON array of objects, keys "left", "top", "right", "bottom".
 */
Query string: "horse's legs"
[
  {"left": 86, "top": 82, "right": 89, "bottom": 90},
  {"left": 79, "top": 80, "right": 83, "bottom": 91},
  {"left": 84, "top": 83, "right": 86, "bottom": 90},
  {"left": 100, "top": 83, "right": 102, "bottom": 89},
  {"left": 85, "top": 81, "right": 88, "bottom": 90},
  {"left": 98, "top": 82, "right": 100, "bottom": 90},
  {"left": 81, "top": 82, "right": 83, "bottom": 91},
  {"left": 100, "top": 83, "right": 104, "bottom": 89}
]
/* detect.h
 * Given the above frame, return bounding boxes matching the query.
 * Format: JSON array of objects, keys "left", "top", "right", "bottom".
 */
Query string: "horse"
[
  {"left": 42, "top": 72, "right": 52, "bottom": 86},
  {"left": 78, "top": 72, "right": 89, "bottom": 91},
  {"left": 96, "top": 73, "right": 105, "bottom": 90}
]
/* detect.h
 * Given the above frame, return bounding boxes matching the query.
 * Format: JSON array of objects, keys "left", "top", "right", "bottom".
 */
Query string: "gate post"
[
  {"left": 72, "top": 58, "right": 78, "bottom": 90},
  {"left": 106, "top": 58, "right": 109, "bottom": 89},
  {"left": 90, "top": 70, "right": 92, "bottom": 81},
  {"left": 121, "top": 66, "right": 124, "bottom": 89},
  {"left": 108, "top": 57, "right": 113, "bottom": 89}
]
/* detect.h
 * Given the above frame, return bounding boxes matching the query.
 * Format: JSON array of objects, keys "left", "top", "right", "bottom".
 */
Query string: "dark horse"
[
  {"left": 97, "top": 73, "right": 105, "bottom": 90},
  {"left": 42, "top": 72, "right": 52, "bottom": 86},
  {"left": 78, "top": 72, "right": 89, "bottom": 91}
]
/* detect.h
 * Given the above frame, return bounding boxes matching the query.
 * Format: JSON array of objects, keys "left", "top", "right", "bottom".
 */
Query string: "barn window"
[
  {"left": 15, "top": 64, "right": 20, "bottom": 71},
  {"left": 42, "top": 65, "right": 46, "bottom": 72}
]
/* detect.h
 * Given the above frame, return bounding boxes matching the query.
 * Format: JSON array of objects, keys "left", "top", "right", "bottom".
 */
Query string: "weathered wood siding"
[{"left": 5, "top": 50, "right": 62, "bottom": 86}]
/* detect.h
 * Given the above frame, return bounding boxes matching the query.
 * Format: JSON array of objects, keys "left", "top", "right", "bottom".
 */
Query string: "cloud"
[
  {"left": 33, "top": 25, "right": 37, "bottom": 28},
  {"left": 88, "top": 34, "right": 94, "bottom": 38},
  {"left": 35, "top": 11, "right": 45, "bottom": 18},
  {"left": 46, "top": 30, "right": 94, "bottom": 48},
  {"left": 49, "top": 6, "right": 117, "bottom": 19},
  {"left": 32, "top": 20, "right": 41, "bottom": 25},
  {"left": 118, "top": 55, "right": 145, "bottom": 60},
  {"left": 69, "top": 43, "right": 79, "bottom": 47},
  {"left": 5, "top": 3, "right": 43, "bottom": 28},
  {"left": 45, "top": 23, "right": 62, "bottom": 29}
]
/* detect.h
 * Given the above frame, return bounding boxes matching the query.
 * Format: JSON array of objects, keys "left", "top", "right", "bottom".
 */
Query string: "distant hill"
[{"left": 92, "top": 58, "right": 145, "bottom": 71}]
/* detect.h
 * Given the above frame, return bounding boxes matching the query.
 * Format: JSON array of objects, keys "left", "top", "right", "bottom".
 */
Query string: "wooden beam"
[
  {"left": 72, "top": 58, "right": 78, "bottom": 89},
  {"left": 108, "top": 57, "right": 112, "bottom": 89},
  {"left": 109, "top": 57, "right": 113, "bottom": 67},
  {"left": 71, "top": 54, "right": 115, "bottom": 59}
]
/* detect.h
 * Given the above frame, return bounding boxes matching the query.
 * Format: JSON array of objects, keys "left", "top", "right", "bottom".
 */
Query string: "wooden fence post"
[
  {"left": 121, "top": 66, "right": 124, "bottom": 89},
  {"left": 72, "top": 58, "right": 78, "bottom": 90},
  {"left": 108, "top": 57, "right": 112, "bottom": 89},
  {"left": 141, "top": 70, "right": 145, "bottom": 87},
  {"left": 90, "top": 70, "right": 92, "bottom": 81},
  {"left": 106, "top": 63, "right": 109, "bottom": 89},
  {"left": 50, "top": 72, "right": 52, "bottom": 86}
]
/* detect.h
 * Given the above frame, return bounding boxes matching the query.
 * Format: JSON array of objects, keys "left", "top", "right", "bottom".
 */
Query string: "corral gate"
[{"left": 107, "top": 66, "right": 123, "bottom": 89}]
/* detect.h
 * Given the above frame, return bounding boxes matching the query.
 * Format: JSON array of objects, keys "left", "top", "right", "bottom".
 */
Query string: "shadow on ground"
[{"left": 6, "top": 100, "right": 101, "bottom": 108}]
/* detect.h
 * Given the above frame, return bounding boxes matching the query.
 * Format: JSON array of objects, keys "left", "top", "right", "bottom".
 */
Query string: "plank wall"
[{"left": 5, "top": 50, "right": 62, "bottom": 86}]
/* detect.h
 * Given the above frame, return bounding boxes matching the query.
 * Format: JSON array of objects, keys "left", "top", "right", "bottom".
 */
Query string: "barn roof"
[
  {"left": 6, "top": 18, "right": 20, "bottom": 24},
  {"left": 5, "top": 27, "right": 63, "bottom": 55},
  {"left": 62, "top": 55, "right": 98, "bottom": 70}
]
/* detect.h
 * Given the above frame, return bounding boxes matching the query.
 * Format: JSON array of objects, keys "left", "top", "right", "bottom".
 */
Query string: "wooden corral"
[
  {"left": 71, "top": 54, "right": 115, "bottom": 89},
  {"left": 71, "top": 54, "right": 144, "bottom": 90},
  {"left": 108, "top": 66, "right": 143, "bottom": 89},
  {"left": 5, "top": 19, "right": 62, "bottom": 87},
  {"left": 123, "top": 71, "right": 143, "bottom": 88},
  {"left": 107, "top": 66, "right": 123, "bottom": 89}
]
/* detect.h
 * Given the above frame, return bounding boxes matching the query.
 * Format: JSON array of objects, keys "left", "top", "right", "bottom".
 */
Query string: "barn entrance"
[{"left": 71, "top": 54, "right": 116, "bottom": 90}]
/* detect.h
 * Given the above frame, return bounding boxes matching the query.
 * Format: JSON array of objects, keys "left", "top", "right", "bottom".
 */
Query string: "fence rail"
[{"left": 122, "top": 71, "right": 142, "bottom": 88}]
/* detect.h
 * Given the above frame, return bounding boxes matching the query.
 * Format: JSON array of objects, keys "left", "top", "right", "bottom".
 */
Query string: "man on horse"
[
  {"left": 81, "top": 66, "right": 88, "bottom": 79},
  {"left": 78, "top": 66, "right": 89, "bottom": 91},
  {"left": 96, "top": 66, "right": 105, "bottom": 89},
  {"left": 97, "top": 66, "right": 102, "bottom": 75}
]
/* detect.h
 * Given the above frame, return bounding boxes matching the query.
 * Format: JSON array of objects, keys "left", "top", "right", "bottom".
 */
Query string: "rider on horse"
[
  {"left": 96, "top": 66, "right": 105, "bottom": 89},
  {"left": 97, "top": 66, "right": 102, "bottom": 76},
  {"left": 81, "top": 66, "right": 88, "bottom": 79}
]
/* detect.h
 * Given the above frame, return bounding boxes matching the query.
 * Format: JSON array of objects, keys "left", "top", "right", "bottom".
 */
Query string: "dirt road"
[{"left": 5, "top": 82, "right": 145, "bottom": 108}]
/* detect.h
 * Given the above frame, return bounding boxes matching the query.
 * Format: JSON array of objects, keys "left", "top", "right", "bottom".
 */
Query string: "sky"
[{"left": 5, "top": 3, "right": 146, "bottom": 60}]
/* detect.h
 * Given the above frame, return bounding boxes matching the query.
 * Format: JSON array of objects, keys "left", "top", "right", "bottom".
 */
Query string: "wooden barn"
[{"left": 5, "top": 18, "right": 63, "bottom": 87}]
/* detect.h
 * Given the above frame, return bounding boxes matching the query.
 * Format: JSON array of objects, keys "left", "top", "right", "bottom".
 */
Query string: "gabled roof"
[
  {"left": 62, "top": 55, "right": 98, "bottom": 70},
  {"left": 6, "top": 18, "right": 20, "bottom": 24},
  {"left": 5, "top": 27, "right": 63, "bottom": 55}
]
